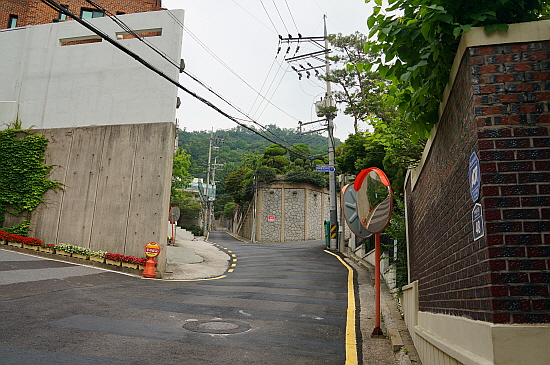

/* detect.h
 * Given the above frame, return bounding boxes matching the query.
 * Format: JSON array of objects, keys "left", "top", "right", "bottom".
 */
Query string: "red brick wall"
[
  {"left": 406, "top": 39, "right": 550, "bottom": 324},
  {"left": 0, "top": 0, "right": 162, "bottom": 29}
]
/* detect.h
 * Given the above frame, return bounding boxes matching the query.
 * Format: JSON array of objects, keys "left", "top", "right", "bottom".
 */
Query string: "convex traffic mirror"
[{"left": 353, "top": 167, "right": 393, "bottom": 234}]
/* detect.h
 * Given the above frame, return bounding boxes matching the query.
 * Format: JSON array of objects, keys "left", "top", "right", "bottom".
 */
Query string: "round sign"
[
  {"left": 144, "top": 242, "right": 161, "bottom": 258},
  {"left": 342, "top": 183, "right": 372, "bottom": 238},
  {"left": 354, "top": 167, "right": 393, "bottom": 234}
]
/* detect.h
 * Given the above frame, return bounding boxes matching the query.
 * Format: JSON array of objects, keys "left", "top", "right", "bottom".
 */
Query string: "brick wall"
[
  {"left": 0, "top": 0, "right": 162, "bottom": 29},
  {"left": 406, "top": 39, "right": 550, "bottom": 324}
]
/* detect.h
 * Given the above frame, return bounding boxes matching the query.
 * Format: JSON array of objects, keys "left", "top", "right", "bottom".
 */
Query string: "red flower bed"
[
  {"left": 104, "top": 253, "right": 147, "bottom": 265},
  {"left": 5, "top": 234, "right": 42, "bottom": 246},
  {"left": 0, "top": 231, "right": 9, "bottom": 240}
]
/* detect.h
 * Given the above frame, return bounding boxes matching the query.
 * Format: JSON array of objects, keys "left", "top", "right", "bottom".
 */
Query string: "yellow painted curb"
[{"left": 324, "top": 250, "right": 358, "bottom": 365}]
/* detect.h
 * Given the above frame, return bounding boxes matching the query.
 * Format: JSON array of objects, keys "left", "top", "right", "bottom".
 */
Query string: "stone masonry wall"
[
  {"left": 284, "top": 188, "right": 306, "bottom": 241},
  {"left": 406, "top": 39, "right": 549, "bottom": 324},
  {"left": 260, "top": 187, "right": 282, "bottom": 242},
  {"left": 257, "top": 183, "right": 328, "bottom": 243},
  {"left": 307, "top": 189, "right": 323, "bottom": 240}
]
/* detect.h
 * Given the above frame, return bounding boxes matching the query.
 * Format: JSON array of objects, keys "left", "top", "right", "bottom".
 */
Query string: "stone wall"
[
  {"left": 283, "top": 187, "right": 306, "bottom": 241},
  {"left": 237, "top": 182, "right": 329, "bottom": 243}
]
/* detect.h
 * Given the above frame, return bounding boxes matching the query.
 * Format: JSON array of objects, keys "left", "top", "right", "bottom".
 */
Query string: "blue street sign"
[
  {"left": 472, "top": 203, "right": 484, "bottom": 241},
  {"left": 469, "top": 152, "right": 481, "bottom": 202},
  {"left": 315, "top": 165, "right": 335, "bottom": 172}
]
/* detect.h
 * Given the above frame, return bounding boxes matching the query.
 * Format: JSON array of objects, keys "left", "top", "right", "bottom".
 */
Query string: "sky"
[{"left": 161, "top": 0, "right": 375, "bottom": 142}]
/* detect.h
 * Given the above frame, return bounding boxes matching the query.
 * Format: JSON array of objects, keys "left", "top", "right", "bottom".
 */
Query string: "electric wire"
[
  {"left": 270, "top": 0, "right": 289, "bottom": 34},
  {"left": 39, "top": 0, "right": 315, "bottom": 162},
  {"left": 259, "top": 0, "right": 279, "bottom": 34},
  {"left": 84, "top": 2, "right": 304, "bottom": 153},
  {"left": 230, "top": 0, "right": 276, "bottom": 35},
  {"left": 164, "top": 9, "right": 300, "bottom": 122},
  {"left": 284, "top": 0, "right": 300, "bottom": 34}
]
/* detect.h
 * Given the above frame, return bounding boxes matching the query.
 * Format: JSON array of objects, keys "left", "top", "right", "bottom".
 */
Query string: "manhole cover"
[{"left": 183, "top": 320, "right": 250, "bottom": 334}]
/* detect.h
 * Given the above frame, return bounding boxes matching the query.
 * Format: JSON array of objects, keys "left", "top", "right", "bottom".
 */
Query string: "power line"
[
  {"left": 82, "top": 2, "right": 305, "bottom": 154},
  {"left": 164, "top": 9, "right": 300, "bottom": 122},
  {"left": 271, "top": 0, "right": 289, "bottom": 34},
  {"left": 284, "top": 0, "right": 300, "bottom": 34},
  {"left": 40, "top": 0, "right": 315, "bottom": 162},
  {"left": 230, "top": 0, "right": 276, "bottom": 35},
  {"left": 259, "top": 0, "right": 279, "bottom": 34}
]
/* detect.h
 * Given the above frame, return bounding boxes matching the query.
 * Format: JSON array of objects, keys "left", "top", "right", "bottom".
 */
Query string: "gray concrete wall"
[{"left": 28, "top": 122, "right": 174, "bottom": 273}]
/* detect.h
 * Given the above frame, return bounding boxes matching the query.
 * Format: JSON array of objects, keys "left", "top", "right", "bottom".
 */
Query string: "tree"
[
  {"left": 323, "top": 32, "right": 389, "bottom": 133},
  {"left": 224, "top": 168, "right": 252, "bottom": 206},
  {"left": 262, "top": 144, "right": 289, "bottom": 173},
  {"left": 170, "top": 148, "right": 192, "bottom": 205}
]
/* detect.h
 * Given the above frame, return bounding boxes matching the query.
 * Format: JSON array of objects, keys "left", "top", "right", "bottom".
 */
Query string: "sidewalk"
[
  {"left": 344, "top": 249, "right": 421, "bottom": 365},
  {"left": 164, "top": 228, "right": 230, "bottom": 280}
]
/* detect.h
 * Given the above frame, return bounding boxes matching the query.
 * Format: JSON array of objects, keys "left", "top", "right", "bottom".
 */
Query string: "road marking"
[
  {"left": 324, "top": 250, "right": 358, "bottom": 365},
  {"left": 142, "top": 275, "right": 227, "bottom": 282}
]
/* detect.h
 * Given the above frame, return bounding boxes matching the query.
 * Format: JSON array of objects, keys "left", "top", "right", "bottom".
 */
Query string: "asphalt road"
[{"left": 0, "top": 232, "right": 352, "bottom": 364}]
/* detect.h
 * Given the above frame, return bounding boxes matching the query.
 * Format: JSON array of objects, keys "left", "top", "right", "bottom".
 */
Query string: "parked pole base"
[
  {"left": 142, "top": 257, "right": 157, "bottom": 278},
  {"left": 371, "top": 326, "right": 384, "bottom": 337}
]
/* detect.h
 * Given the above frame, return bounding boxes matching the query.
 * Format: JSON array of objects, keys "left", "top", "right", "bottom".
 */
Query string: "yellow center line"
[{"left": 324, "top": 250, "right": 358, "bottom": 365}]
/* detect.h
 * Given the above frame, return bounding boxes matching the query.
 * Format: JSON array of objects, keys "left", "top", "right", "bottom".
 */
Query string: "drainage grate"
[{"left": 183, "top": 320, "right": 250, "bottom": 334}]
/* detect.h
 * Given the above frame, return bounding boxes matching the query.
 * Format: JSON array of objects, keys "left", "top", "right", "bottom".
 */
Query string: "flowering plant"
[
  {"left": 104, "top": 253, "right": 125, "bottom": 262},
  {"left": 53, "top": 243, "right": 79, "bottom": 253},
  {"left": 104, "top": 253, "right": 146, "bottom": 265},
  {"left": 71, "top": 246, "right": 92, "bottom": 256},
  {"left": 89, "top": 250, "right": 105, "bottom": 258},
  {"left": 5, "top": 234, "right": 42, "bottom": 246},
  {"left": 40, "top": 243, "right": 55, "bottom": 249},
  {"left": 0, "top": 230, "right": 9, "bottom": 240}
]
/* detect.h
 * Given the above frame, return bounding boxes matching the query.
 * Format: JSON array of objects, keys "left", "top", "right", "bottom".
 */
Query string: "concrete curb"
[{"left": 344, "top": 249, "right": 414, "bottom": 365}]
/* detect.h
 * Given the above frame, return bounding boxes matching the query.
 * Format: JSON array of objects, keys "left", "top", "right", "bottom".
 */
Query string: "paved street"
[{"left": 0, "top": 232, "right": 352, "bottom": 364}]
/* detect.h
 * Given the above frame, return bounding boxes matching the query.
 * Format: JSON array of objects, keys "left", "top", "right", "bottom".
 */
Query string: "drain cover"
[{"left": 183, "top": 320, "right": 250, "bottom": 334}]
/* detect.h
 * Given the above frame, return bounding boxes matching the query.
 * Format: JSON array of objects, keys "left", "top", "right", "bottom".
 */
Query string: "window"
[
  {"left": 80, "top": 8, "right": 104, "bottom": 19},
  {"left": 8, "top": 15, "right": 18, "bottom": 28},
  {"left": 59, "top": 5, "right": 68, "bottom": 20}
]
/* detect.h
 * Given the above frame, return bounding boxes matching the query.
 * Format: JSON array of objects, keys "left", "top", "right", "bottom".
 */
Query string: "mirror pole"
[{"left": 372, "top": 232, "right": 384, "bottom": 336}]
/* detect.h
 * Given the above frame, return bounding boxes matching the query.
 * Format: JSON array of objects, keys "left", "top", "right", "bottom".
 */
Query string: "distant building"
[{"left": 0, "top": 0, "right": 162, "bottom": 30}]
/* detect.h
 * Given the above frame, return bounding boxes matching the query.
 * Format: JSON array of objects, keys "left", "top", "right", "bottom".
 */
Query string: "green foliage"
[
  {"left": 255, "top": 166, "right": 277, "bottom": 182},
  {"left": 365, "top": 0, "right": 549, "bottom": 137},
  {"left": 263, "top": 144, "right": 287, "bottom": 157},
  {"left": 224, "top": 168, "right": 253, "bottom": 206},
  {"left": 181, "top": 225, "right": 204, "bottom": 236},
  {"left": 171, "top": 148, "right": 192, "bottom": 191},
  {"left": 171, "top": 190, "right": 201, "bottom": 219},
  {"left": 177, "top": 125, "right": 335, "bottom": 195},
  {"left": 381, "top": 196, "right": 409, "bottom": 292},
  {"left": 222, "top": 201, "right": 237, "bottom": 219},
  {"left": 286, "top": 167, "right": 328, "bottom": 188},
  {"left": 335, "top": 133, "right": 386, "bottom": 174},
  {"left": 0, "top": 129, "right": 59, "bottom": 235},
  {"left": 289, "top": 143, "right": 310, "bottom": 162}
]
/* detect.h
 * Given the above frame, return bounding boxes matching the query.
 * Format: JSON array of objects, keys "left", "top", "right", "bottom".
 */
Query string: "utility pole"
[
  {"left": 324, "top": 16, "right": 338, "bottom": 251},
  {"left": 204, "top": 130, "right": 213, "bottom": 235},
  {"left": 204, "top": 133, "right": 225, "bottom": 235},
  {"left": 284, "top": 16, "right": 338, "bottom": 250}
]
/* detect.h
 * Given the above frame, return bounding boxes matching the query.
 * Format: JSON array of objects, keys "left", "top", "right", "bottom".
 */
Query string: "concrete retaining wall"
[{"left": 28, "top": 122, "right": 174, "bottom": 273}]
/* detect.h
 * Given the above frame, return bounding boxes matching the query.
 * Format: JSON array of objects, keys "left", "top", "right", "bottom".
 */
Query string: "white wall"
[{"left": 0, "top": 9, "right": 184, "bottom": 129}]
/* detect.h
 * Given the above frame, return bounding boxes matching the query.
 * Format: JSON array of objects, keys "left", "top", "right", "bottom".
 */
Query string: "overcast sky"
[{"left": 161, "top": 0, "right": 375, "bottom": 142}]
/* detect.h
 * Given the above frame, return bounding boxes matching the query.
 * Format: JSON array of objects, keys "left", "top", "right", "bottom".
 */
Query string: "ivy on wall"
[{"left": 0, "top": 128, "right": 59, "bottom": 235}]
